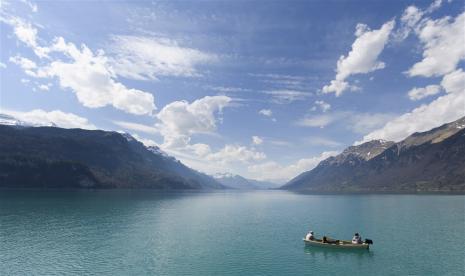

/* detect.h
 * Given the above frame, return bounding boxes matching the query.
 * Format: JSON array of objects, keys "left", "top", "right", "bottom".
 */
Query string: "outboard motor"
[{"left": 364, "top": 239, "right": 373, "bottom": 245}]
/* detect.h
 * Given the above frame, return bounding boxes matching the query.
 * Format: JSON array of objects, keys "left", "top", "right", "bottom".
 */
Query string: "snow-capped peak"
[
  {"left": 0, "top": 113, "right": 55, "bottom": 128},
  {"left": 147, "top": 145, "right": 172, "bottom": 159},
  {"left": 121, "top": 132, "right": 136, "bottom": 142}
]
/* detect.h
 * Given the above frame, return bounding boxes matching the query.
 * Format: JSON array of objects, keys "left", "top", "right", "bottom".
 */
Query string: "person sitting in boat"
[
  {"left": 305, "top": 231, "right": 315, "bottom": 240},
  {"left": 352, "top": 233, "right": 362, "bottom": 244}
]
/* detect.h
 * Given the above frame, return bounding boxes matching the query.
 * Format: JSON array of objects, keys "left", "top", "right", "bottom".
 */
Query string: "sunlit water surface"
[{"left": 0, "top": 190, "right": 463, "bottom": 275}]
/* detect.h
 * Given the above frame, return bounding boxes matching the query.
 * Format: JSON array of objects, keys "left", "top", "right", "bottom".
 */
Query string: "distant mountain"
[
  {"left": 213, "top": 173, "right": 280, "bottom": 189},
  {"left": 0, "top": 123, "right": 224, "bottom": 190},
  {"left": 283, "top": 117, "right": 465, "bottom": 193}
]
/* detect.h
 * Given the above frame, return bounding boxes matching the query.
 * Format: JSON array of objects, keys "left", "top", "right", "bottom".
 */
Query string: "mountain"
[
  {"left": 213, "top": 173, "right": 280, "bottom": 189},
  {"left": 283, "top": 117, "right": 465, "bottom": 193},
  {"left": 0, "top": 124, "right": 224, "bottom": 190}
]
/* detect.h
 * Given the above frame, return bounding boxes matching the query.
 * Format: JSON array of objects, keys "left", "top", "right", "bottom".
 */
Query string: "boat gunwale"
[{"left": 303, "top": 238, "right": 369, "bottom": 249}]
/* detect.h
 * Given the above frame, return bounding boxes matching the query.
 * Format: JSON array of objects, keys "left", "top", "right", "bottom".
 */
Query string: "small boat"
[{"left": 303, "top": 237, "right": 372, "bottom": 250}]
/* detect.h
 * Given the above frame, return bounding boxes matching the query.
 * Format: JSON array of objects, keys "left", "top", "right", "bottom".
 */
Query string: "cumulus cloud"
[
  {"left": 252, "top": 136, "right": 263, "bottom": 145},
  {"left": 3, "top": 17, "right": 156, "bottom": 116},
  {"left": 441, "top": 69, "right": 465, "bottom": 94},
  {"left": 407, "top": 85, "right": 442, "bottom": 100},
  {"left": 0, "top": 62, "right": 6, "bottom": 69},
  {"left": 322, "top": 20, "right": 395, "bottom": 96},
  {"left": 3, "top": 109, "right": 96, "bottom": 129},
  {"left": 156, "top": 95, "right": 232, "bottom": 148},
  {"left": 363, "top": 7, "right": 465, "bottom": 145},
  {"left": 40, "top": 37, "right": 156, "bottom": 115},
  {"left": 407, "top": 12, "right": 465, "bottom": 77},
  {"left": 153, "top": 96, "right": 267, "bottom": 171},
  {"left": 207, "top": 144, "right": 266, "bottom": 164},
  {"left": 248, "top": 151, "right": 338, "bottom": 181},
  {"left": 108, "top": 35, "right": 216, "bottom": 80},
  {"left": 311, "top": 100, "right": 331, "bottom": 112},
  {"left": 358, "top": 91, "right": 465, "bottom": 143}
]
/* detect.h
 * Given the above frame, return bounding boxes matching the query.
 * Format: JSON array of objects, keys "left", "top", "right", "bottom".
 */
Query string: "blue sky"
[{"left": 1, "top": 0, "right": 464, "bottom": 182}]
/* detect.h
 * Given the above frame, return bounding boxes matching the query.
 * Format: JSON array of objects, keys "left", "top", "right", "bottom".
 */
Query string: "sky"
[{"left": 0, "top": 0, "right": 464, "bottom": 183}]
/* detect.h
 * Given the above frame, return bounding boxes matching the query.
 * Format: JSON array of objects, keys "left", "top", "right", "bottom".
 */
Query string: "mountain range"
[
  {"left": 283, "top": 117, "right": 465, "bottom": 193},
  {"left": 213, "top": 173, "right": 280, "bottom": 189},
  {"left": 0, "top": 123, "right": 224, "bottom": 189},
  {"left": 1, "top": 114, "right": 464, "bottom": 192}
]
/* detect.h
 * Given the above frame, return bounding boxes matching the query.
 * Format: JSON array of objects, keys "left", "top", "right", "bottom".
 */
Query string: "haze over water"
[{"left": 1, "top": 190, "right": 463, "bottom": 275}]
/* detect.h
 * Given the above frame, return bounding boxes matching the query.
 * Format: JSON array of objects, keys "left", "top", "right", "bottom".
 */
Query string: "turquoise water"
[{"left": 0, "top": 190, "right": 463, "bottom": 275}]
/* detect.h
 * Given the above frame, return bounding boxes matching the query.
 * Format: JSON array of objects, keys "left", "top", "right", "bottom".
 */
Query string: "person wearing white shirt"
[
  {"left": 305, "top": 231, "right": 314, "bottom": 240},
  {"left": 352, "top": 233, "right": 362, "bottom": 244}
]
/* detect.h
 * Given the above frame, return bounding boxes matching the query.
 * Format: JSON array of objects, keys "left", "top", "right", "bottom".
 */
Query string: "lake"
[{"left": 0, "top": 190, "right": 463, "bottom": 275}]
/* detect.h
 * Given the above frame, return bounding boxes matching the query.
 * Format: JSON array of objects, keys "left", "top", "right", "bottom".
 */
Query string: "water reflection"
[{"left": 304, "top": 244, "right": 374, "bottom": 260}]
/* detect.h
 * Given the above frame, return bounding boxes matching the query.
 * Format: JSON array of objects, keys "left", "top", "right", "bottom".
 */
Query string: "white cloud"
[
  {"left": 407, "top": 12, "right": 465, "bottom": 77},
  {"left": 20, "top": 0, "right": 38, "bottom": 12},
  {"left": 251, "top": 73, "right": 310, "bottom": 90},
  {"left": 1, "top": 16, "right": 48, "bottom": 58},
  {"left": 259, "top": 109, "right": 272, "bottom": 117},
  {"left": 348, "top": 113, "right": 395, "bottom": 134},
  {"left": 252, "top": 136, "right": 263, "bottom": 145},
  {"left": 296, "top": 114, "right": 336, "bottom": 128},
  {"left": 108, "top": 35, "right": 216, "bottom": 80},
  {"left": 3, "top": 109, "right": 96, "bottom": 129},
  {"left": 359, "top": 8, "right": 465, "bottom": 145},
  {"left": 35, "top": 37, "right": 155, "bottom": 115},
  {"left": 47, "top": 37, "right": 156, "bottom": 115},
  {"left": 0, "top": 62, "right": 6, "bottom": 68},
  {"left": 407, "top": 85, "right": 442, "bottom": 100},
  {"left": 112, "top": 120, "right": 159, "bottom": 135},
  {"left": 9, "top": 55, "right": 37, "bottom": 76},
  {"left": 441, "top": 68, "right": 465, "bottom": 94},
  {"left": 37, "top": 83, "right": 51, "bottom": 91},
  {"left": 248, "top": 151, "right": 338, "bottom": 181},
  {"left": 130, "top": 133, "right": 159, "bottom": 147},
  {"left": 207, "top": 144, "right": 266, "bottom": 164},
  {"left": 264, "top": 89, "right": 311, "bottom": 104},
  {"left": 401, "top": 6, "right": 424, "bottom": 29},
  {"left": 358, "top": 91, "right": 465, "bottom": 143},
  {"left": 396, "top": 1, "right": 446, "bottom": 41},
  {"left": 206, "top": 85, "right": 253, "bottom": 93},
  {"left": 3, "top": 17, "right": 156, "bottom": 116},
  {"left": 425, "top": 0, "right": 444, "bottom": 14},
  {"left": 311, "top": 100, "right": 331, "bottom": 112},
  {"left": 189, "top": 143, "right": 212, "bottom": 157},
  {"left": 323, "top": 20, "right": 395, "bottom": 96},
  {"left": 153, "top": 96, "right": 267, "bottom": 173},
  {"left": 156, "top": 95, "right": 231, "bottom": 148}
]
